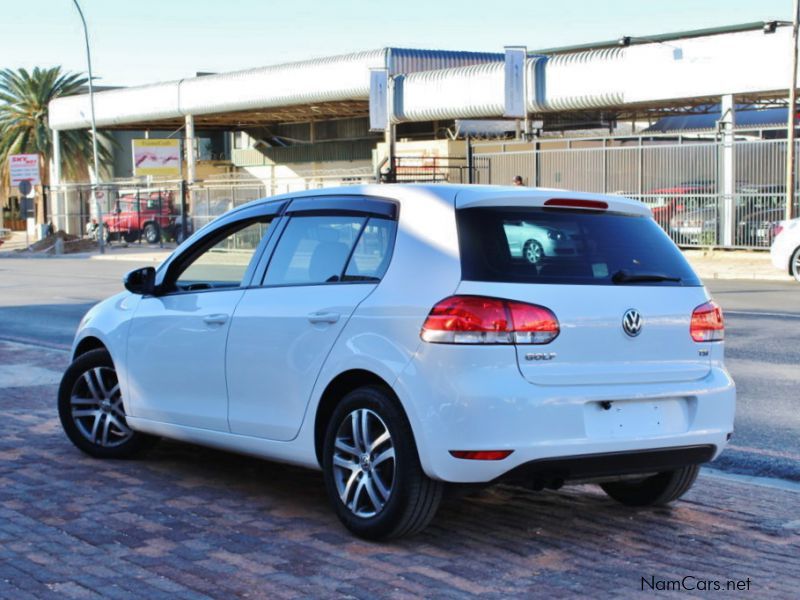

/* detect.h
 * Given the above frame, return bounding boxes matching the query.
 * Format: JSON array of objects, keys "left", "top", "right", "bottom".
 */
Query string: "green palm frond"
[{"left": 0, "top": 66, "right": 114, "bottom": 185}]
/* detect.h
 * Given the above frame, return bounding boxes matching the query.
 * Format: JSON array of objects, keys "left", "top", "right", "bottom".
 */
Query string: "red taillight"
[
  {"left": 691, "top": 300, "right": 724, "bottom": 342},
  {"left": 420, "top": 295, "right": 559, "bottom": 345},
  {"left": 450, "top": 450, "right": 513, "bottom": 460},
  {"left": 773, "top": 224, "right": 784, "bottom": 237},
  {"left": 544, "top": 198, "right": 608, "bottom": 210}
]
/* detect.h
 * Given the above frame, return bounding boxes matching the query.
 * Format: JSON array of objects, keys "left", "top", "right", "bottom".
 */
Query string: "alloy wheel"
[
  {"left": 69, "top": 366, "right": 133, "bottom": 448},
  {"left": 332, "top": 408, "right": 396, "bottom": 518},
  {"left": 525, "top": 241, "right": 543, "bottom": 264}
]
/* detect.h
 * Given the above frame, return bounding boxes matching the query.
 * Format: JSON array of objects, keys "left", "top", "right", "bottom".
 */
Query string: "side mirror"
[{"left": 123, "top": 266, "right": 156, "bottom": 295}]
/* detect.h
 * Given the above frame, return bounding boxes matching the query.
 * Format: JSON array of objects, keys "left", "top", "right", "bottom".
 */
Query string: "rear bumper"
[
  {"left": 497, "top": 444, "right": 716, "bottom": 486},
  {"left": 395, "top": 344, "right": 735, "bottom": 483}
]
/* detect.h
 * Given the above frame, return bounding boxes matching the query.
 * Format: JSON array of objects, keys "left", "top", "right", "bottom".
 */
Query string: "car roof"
[{"left": 228, "top": 183, "right": 651, "bottom": 218}]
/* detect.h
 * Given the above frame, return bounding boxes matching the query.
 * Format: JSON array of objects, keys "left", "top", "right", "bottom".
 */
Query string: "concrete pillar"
[
  {"left": 185, "top": 114, "right": 196, "bottom": 184},
  {"left": 720, "top": 94, "right": 735, "bottom": 247}
]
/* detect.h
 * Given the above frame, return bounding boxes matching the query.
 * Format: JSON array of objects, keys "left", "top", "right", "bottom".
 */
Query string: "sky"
[{"left": 0, "top": 0, "right": 793, "bottom": 87}]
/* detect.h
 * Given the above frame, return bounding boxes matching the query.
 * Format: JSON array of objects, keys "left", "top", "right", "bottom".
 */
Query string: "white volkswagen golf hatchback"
[{"left": 59, "top": 184, "right": 735, "bottom": 539}]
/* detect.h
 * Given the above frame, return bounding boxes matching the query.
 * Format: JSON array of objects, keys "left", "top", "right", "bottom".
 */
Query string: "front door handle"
[
  {"left": 307, "top": 311, "right": 340, "bottom": 324},
  {"left": 203, "top": 313, "right": 229, "bottom": 326}
]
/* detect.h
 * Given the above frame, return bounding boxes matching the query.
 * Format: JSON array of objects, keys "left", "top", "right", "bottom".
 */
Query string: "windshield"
[{"left": 456, "top": 206, "right": 701, "bottom": 286}]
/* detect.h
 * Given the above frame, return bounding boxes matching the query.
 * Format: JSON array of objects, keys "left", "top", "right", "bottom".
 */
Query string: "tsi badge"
[
  {"left": 525, "top": 352, "right": 557, "bottom": 361},
  {"left": 622, "top": 308, "right": 643, "bottom": 337}
]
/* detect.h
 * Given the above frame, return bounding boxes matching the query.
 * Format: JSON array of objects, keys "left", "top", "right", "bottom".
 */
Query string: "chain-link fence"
[{"left": 474, "top": 136, "right": 800, "bottom": 249}]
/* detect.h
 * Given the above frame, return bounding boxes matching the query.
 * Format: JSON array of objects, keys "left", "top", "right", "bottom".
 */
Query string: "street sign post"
[
  {"left": 10, "top": 157, "right": 40, "bottom": 249},
  {"left": 9, "top": 154, "right": 41, "bottom": 187},
  {"left": 17, "top": 180, "right": 32, "bottom": 197}
]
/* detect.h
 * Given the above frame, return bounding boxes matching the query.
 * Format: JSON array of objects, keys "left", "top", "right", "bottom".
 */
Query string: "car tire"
[
  {"left": 58, "top": 349, "right": 157, "bottom": 459},
  {"left": 523, "top": 240, "right": 544, "bottom": 264},
  {"left": 123, "top": 229, "right": 140, "bottom": 244},
  {"left": 599, "top": 464, "right": 700, "bottom": 507},
  {"left": 143, "top": 222, "right": 161, "bottom": 244},
  {"left": 791, "top": 246, "right": 800, "bottom": 283},
  {"left": 322, "top": 385, "right": 443, "bottom": 540}
]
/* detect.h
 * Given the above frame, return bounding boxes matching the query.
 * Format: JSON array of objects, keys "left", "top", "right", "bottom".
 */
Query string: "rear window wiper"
[{"left": 611, "top": 269, "right": 682, "bottom": 284}]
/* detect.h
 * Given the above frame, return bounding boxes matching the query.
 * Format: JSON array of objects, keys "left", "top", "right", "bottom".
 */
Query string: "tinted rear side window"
[{"left": 457, "top": 207, "right": 701, "bottom": 286}]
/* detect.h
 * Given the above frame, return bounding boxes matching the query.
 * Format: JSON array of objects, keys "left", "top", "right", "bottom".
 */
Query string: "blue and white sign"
[
  {"left": 504, "top": 47, "right": 527, "bottom": 118},
  {"left": 369, "top": 69, "right": 389, "bottom": 132}
]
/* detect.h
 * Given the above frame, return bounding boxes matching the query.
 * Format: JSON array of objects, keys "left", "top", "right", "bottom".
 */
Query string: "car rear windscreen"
[{"left": 457, "top": 206, "right": 701, "bottom": 286}]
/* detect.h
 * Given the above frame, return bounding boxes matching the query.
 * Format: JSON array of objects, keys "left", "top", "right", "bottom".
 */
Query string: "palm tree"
[{"left": 0, "top": 66, "right": 113, "bottom": 193}]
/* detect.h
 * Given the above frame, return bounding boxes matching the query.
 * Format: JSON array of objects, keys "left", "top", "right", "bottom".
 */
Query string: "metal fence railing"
[
  {"left": 474, "top": 137, "right": 800, "bottom": 249},
  {"left": 41, "top": 136, "right": 800, "bottom": 251},
  {"left": 387, "top": 156, "right": 490, "bottom": 184},
  {"left": 46, "top": 169, "right": 376, "bottom": 244}
]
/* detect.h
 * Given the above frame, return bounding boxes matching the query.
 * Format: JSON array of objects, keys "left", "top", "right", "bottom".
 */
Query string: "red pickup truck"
[{"left": 91, "top": 192, "right": 177, "bottom": 244}]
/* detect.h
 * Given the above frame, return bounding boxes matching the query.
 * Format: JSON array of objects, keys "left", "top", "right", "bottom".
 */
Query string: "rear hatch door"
[{"left": 455, "top": 202, "right": 711, "bottom": 386}]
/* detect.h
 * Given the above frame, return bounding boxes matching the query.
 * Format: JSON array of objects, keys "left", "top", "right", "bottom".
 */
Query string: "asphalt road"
[{"left": 0, "top": 256, "right": 798, "bottom": 481}]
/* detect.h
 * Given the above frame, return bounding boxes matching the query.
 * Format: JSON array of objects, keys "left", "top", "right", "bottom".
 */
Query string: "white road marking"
[
  {"left": 726, "top": 310, "right": 800, "bottom": 319},
  {"left": 0, "top": 364, "right": 62, "bottom": 388},
  {"left": 701, "top": 467, "right": 800, "bottom": 494}
]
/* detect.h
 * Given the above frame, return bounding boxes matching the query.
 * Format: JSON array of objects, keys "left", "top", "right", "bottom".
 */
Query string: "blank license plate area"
[{"left": 584, "top": 398, "right": 690, "bottom": 439}]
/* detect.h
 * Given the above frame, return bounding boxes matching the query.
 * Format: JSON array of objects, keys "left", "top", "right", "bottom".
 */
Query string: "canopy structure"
[
  {"left": 47, "top": 49, "right": 502, "bottom": 131},
  {"left": 48, "top": 24, "right": 799, "bottom": 133}
]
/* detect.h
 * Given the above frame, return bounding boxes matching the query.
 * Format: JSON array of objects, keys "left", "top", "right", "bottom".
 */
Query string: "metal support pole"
[
  {"left": 786, "top": 0, "right": 800, "bottom": 221},
  {"left": 720, "top": 94, "right": 736, "bottom": 247},
  {"left": 180, "top": 180, "right": 188, "bottom": 242},
  {"left": 637, "top": 138, "right": 643, "bottom": 196},
  {"left": 466, "top": 136, "right": 473, "bottom": 184},
  {"left": 50, "top": 129, "right": 61, "bottom": 232},
  {"left": 71, "top": 0, "right": 104, "bottom": 253},
  {"left": 185, "top": 114, "right": 196, "bottom": 184}
]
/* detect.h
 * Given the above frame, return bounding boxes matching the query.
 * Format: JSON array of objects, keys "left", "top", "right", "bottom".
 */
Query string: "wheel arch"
[
  {"left": 73, "top": 335, "right": 107, "bottom": 361},
  {"left": 313, "top": 369, "right": 407, "bottom": 467},
  {"left": 789, "top": 245, "right": 800, "bottom": 276}
]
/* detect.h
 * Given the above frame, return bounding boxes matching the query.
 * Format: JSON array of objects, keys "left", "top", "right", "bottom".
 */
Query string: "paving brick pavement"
[{"left": 0, "top": 340, "right": 798, "bottom": 599}]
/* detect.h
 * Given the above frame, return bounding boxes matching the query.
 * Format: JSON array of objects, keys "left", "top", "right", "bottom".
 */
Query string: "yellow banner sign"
[{"left": 132, "top": 139, "right": 181, "bottom": 177}]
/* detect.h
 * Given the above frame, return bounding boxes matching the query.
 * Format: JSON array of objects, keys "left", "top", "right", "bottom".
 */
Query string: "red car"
[
  {"left": 645, "top": 182, "right": 715, "bottom": 227},
  {"left": 91, "top": 192, "right": 176, "bottom": 244}
]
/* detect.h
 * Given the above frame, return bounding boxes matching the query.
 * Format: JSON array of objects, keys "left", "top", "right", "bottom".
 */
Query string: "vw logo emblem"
[{"left": 622, "top": 309, "right": 643, "bottom": 337}]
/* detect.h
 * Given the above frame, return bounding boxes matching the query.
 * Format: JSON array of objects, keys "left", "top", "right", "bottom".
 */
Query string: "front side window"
[
  {"left": 264, "top": 216, "right": 365, "bottom": 286},
  {"left": 173, "top": 219, "right": 271, "bottom": 291}
]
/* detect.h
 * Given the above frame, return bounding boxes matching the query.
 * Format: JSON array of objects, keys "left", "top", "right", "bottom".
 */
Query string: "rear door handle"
[
  {"left": 203, "top": 313, "right": 229, "bottom": 326},
  {"left": 307, "top": 311, "right": 340, "bottom": 324}
]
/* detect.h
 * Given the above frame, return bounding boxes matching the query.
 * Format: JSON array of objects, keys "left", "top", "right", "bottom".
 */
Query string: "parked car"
[
  {"left": 770, "top": 217, "right": 800, "bottom": 282},
  {"left": 668, "top": 183, "right": 787, "bottom": 246},
  {"left": 735, "top": 184, "right": 788, "bottom": 247},
  {"left": 737, "top": 206, "right": 786, "bottom": 247},
  {"left": 644, "top": 181, "right": 716, "bottom": 237},
  {"left": 669, "top": 205, "right": 718, "bottom": 245},
  {"left": 58, "top": 185, "right": 735, "bottom": 539},
  {"left": 89, "top": 192, "right": 177, "bottom": 244},
  {"left": 502, "top": 220, "right": 576, "bottom": 263}
]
